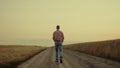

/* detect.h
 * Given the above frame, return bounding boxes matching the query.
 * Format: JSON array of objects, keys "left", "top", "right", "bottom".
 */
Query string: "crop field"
[
  {"left": 0, "top": 45, "right": 46, "bottom": 68},
  {"left": 64, "top": 39, "right": 120, "bottom": 62}
]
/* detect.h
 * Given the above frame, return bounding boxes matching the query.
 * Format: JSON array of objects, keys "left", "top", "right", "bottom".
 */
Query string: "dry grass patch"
[
  {"left": 64, "top": 39, "right": 120, "bottom": 62},
  {"left": 0, "top": 45, "right": 47, "bottom": 68}
]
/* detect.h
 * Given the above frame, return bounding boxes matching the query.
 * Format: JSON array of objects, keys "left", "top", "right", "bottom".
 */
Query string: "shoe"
[{"left": 60, "top": 59, "right": 63, "bottom": 63}]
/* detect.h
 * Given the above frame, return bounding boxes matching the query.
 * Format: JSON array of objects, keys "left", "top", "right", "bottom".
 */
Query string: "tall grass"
[
  {"left": 64, "top": 39, "right": 120, "bottom": 61},
  {"left": 0, "top": 46, "right": 47, "bottom": 68}
]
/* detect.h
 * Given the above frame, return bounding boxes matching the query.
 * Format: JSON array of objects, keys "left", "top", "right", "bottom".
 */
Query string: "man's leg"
[
  {"left": 55, "top": 42, "right": 58, "bottom": 62},
  {"left": 59, "top": 42, "right": 63, "bottom": 63},
  {"left": 59, "top": 45, "right": 62, "bottom": 59}
]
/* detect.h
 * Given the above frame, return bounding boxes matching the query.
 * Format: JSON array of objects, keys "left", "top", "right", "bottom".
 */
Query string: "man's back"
[{"left": 53, "top": 30, "right": 64, "bottom": 42}]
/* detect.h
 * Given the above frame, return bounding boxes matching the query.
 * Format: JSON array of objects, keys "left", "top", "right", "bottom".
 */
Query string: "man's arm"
[
  {"left": 53, "top": 32, "right": 55, "bottom": 42},
  {"left": 61, "top": 32, "right": 64, "bottom": 42}
]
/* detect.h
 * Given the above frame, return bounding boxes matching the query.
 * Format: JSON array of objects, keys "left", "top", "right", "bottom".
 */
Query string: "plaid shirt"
[{"left": 53, "top": 30, "right": 64, "bottom": 42}]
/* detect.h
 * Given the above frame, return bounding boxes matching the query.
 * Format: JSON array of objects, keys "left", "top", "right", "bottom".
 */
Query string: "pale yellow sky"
[{"left": 0, "top": 0, "right": 120, "bottom": 46}]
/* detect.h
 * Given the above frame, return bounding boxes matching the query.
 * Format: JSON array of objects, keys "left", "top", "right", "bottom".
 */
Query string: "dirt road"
[{"left": 18, "top": 47, "right": 120, "bottom": 68}]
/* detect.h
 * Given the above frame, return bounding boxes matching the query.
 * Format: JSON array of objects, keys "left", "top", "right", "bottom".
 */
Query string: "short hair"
[{"left": 56, "top": 25, "right": 60, "bottom": 29}]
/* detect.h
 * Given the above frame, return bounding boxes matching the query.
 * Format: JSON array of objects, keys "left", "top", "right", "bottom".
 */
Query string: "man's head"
[{"left": 56, "top": 25, "right": 60, "bottom": 30}]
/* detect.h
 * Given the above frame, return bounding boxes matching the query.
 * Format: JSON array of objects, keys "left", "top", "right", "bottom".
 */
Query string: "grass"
[
  {"left": 0, "top": 45, "right": 47, "bottom": 68},
  {"left": 64, "top": 39, "right": 120, "bottom": 62}
]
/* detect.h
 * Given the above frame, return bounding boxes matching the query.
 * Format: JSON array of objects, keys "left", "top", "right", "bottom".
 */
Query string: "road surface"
[{"left": 18, "top": 47, "right": 120, "bottom": 68}]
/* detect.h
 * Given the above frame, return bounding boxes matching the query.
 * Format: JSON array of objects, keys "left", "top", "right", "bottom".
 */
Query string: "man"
[{"left": 53, "top": 25, "right": 64, "bottom": 63}]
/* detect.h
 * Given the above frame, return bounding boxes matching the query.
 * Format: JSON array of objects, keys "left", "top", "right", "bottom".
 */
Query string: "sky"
[{"left": 0, "top": 0, "right": 120, "bottom": 46}]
